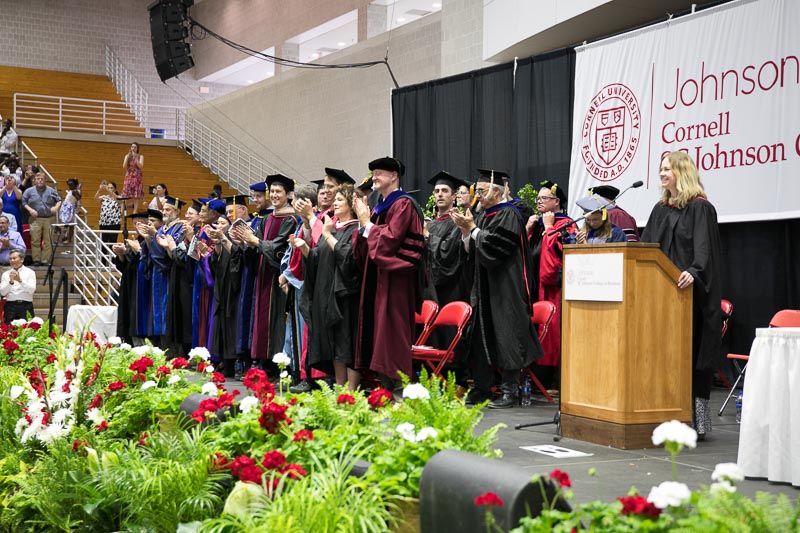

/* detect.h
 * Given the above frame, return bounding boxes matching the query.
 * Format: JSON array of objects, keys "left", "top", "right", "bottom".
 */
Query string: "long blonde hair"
[{"left": 660, "top": 151, "right": 706, "bottom": 209}]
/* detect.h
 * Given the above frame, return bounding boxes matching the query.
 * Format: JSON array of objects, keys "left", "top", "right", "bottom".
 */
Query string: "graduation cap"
[
  {"left": 539, "top": 180, "right": 568, "bottom": 205},
  {"left": 162, "top": 196, "right": 186, "bottom": 210},
  {"left": 368, "top": 156, "right": 405, "bottom": 177},
  {"left": 146, "top": 209, "right": 164, "bottom": 221},
  {"left": 324, "top": 167, "right": 355, "bottom": 185},
  {"left": 476, "top": 168, "right": 511, "bottom": 184},
  {"left": 223, "top": 194, "right": 250, "bottom": 206},
  {"left": 125, "top": 211, "right": 150, "bottom": 220},
  {"left": 589, "top": 185, "right": 620, "bottom": 201},
  {"left": 428, "top": 171, "right": 468, "bottom": 191},
  {"left": 249, "top": 181, "right": 268, "bottom": 192},
  {"left": 207, "top": 198, "right": 227, "bottom": 214},
  {"left": 576, "top": 194, "right": 615, "bottom": 221},
  {"left": 189, "top": 199, "right": 203, "bottom": 212},
  {"left": 356, "top": 174, "right": 373, "bottom": 193},
  {"left": 266, "top": 174, "right": 295, "bottom": 192}
]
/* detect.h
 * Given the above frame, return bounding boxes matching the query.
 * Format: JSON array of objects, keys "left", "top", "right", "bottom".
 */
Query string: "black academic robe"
[
  {"left": 114, "top": 244, "right": 141, "bottom": 340},
  {"left": 641, "top": 198, "right": 722, "bottom": 372},
  {"left": 210, "top": 241, "right": 243, "bottom": 360},
  {"left": 468, "top": 202, "right": 542, "bottom": 370},
  {"left": 168, "top": 239, "right": 195, "bottom": 350},
  {"left": 245, "top": 212, "right": 298, "bottom": 360},
  {"left": 300, "top": 221, "right": 361, "bottom": 374}
]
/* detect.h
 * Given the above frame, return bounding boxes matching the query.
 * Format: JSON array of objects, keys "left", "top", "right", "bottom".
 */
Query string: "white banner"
[{"left": 568, "top": 0, "right": 800, "bottom": 224}]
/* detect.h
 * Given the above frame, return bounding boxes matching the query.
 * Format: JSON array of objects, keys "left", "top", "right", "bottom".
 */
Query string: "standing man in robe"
[
  {"left": 452, "top": 170, "right": 542, "bottom": 408},
  {"left": 353, "top": 157, "right": 425, "bottom": 395}
]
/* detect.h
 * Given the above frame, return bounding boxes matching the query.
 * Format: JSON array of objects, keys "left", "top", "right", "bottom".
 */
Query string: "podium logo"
[{"left": 581, "top": 83, "right": 641, "bottom": 181}]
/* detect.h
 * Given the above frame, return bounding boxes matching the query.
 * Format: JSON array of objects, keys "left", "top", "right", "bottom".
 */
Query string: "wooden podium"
[{"left": 559, "top": 243, "right": 692, "bottom": 449}]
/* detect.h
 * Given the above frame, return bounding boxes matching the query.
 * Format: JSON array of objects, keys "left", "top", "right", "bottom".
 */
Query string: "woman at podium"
[{"left": 641, "top": 151, "right": 722, "bottom": 439}]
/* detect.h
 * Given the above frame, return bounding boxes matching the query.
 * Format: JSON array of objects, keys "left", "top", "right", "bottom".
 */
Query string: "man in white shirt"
[{"left": 0, "top": 249, "right": 36, "bottom": 323}]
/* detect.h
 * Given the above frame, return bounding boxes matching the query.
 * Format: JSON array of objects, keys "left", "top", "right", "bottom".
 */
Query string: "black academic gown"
[
  {"left": 468, "top": 202, "right": 542, "bottom": 370},
  {"left": 300, "top": 221, "right": 361, "bottom": 374},
  {"left": 210, "top": 241, "right": 243, "bottom": 361},
  {"left": 168, "top": 239, "right": 195, "bottom": 351},
  {"left": 641, "top": 198, "right": 722, "bottom": 374},
  {"left": 114, "top": 244, "right": 141, "bottom": 340}
]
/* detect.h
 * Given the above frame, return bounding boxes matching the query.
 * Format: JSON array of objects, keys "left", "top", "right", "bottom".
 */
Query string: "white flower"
[
  {"left": 28, "top": 317, "right": 44, "bottom": 325},
  {"left": 647, "top": 481, "right": 692, "bottom": 509},
  {"left": 280, "top": 370, "right": 288, "bottom": 379},
  {"left": 651, "top": 420, "right": 697, "bottom": 449},
  {"left": 86, "top": 408, "right": 105, "bottom": 425},
  {"left": 131, "top": 345, "right": 150, "bottom": 357},
  {"left": 201, "top": 382, "right": 219, "bottom": 396},
  {"left": 9, "top": 385, "right": 25, "bottom": 400},
  {"left": 150, "top": 346, "right": 165, "bottom": 356},
  {"left": 710, "top": 481, "right": 736, "bottom": 494},
  {"left": 11, "top": 319, "right": 26, "bottom": 327},
  {"left": 14, "top": 417, "right": 28, "bottom": 437},
  {"left": 141, "top": 380, "right": 157, "bottom": 390},
  {"left": 188, "top": 346, "right": 211, "bottom": 361},
  {"left": 396, "top": 422, "right": 416, "bottom": 442},
  {"left": 711, "top": 462, "right": 744, "bottom": 484},
  {"left": 238, "top": 396, "right": 259, "bottom": 414},
  {"left": 120, "top": 342, "right": 132, "bottom": 350},
  {"left": 26, "top": 337, "right": 37, "bottom": 343},
  {"left": 205, "top": 364, "right": 215, "bottom": 373},
  {"left": 168, "top": 375, "right": 182, "bottom": 385},
  {"left": 402, "top": 383, "right": 431, "bottom": 400},
  {"left": 415, "top": 427, "right": 438, "bottom": 442},
  {"left": 108, "top": 336, "right": 122, "bottom": 345},
  {"left": 272, "top": 352, "right": 291, "bottom": 367},
  {"left": 51, "top": 408, "right": 70, "bottom": 425}
]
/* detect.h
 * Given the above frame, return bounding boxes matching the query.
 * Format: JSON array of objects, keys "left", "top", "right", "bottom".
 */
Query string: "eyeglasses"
[
  {"left": 474, "top": 188, "right": 491, "bottom": 197},
  {"left": 536, "top": 196, "right": 558, "bottom": 203}
]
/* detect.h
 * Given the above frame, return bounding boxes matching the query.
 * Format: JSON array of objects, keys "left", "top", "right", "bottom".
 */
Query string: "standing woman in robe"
[
  {"left": 294, "top": 184, "right": 362, "bottom": 390},
  {"left": 641, "top": 151, "right": 722, "bottom": 438}
]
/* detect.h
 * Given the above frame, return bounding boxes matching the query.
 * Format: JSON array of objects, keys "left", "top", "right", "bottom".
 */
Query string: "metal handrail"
[
  {"left": 180, "top": 113, "right": 277, "bottom": 193},
  {"left": 105, "top": 44, "right": 149, "bottom": 129},
  {"left": 14, "top": 93, "right": 185, "bottom": 140},
  {"left": 72, "top": 214, "right": 121, "bottom": 306}
]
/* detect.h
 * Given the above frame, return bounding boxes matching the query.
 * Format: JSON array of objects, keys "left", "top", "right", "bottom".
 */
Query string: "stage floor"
[{"left": 477, "top": 387, "right": 799, "bottom": 502}]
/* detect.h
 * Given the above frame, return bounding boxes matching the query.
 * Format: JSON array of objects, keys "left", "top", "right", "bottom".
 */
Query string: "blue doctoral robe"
[
  {"left": 146, "top": 221, "right": 184, "bottom": 337},
  {"left": 235, "top": 211, "right": 267, "bottom": 355}
]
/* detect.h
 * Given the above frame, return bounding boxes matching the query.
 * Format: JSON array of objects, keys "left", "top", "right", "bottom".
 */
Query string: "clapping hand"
[
  {"left": 289, "top": 235, "right": 310, "bottom": 257},
  {"left": 450, "top": 207, "right": 474, "bottom": 236},
  {"left": 294, "top": 197, "right": 315, "bottom": 224},
  {"left": 353, "top": 197, "right": 371, "bottom": 226}
]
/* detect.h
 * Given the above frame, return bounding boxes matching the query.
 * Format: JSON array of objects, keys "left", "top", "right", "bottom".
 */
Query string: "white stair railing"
[{"left": 105, "top": 44, "right": 149, "bottom": 130}]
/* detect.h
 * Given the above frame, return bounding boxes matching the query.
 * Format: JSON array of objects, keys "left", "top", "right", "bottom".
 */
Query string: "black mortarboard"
[
  {"left": 476, "top": 168, "right": 511, "bottom": 183},
  {"left": 356, "top": 174, "right": 373, "bottom": 193},
  {"left": 539, "top": 180, "right": 568, "bottom": 205},
  {"left": 162, "top": 196, "right": 186, "bottom": 210},
  {"left": 427, "top": 171, "right": 468, "bottom": 191},
  {"left": 126, "top": 211, "right": 150, "bottom": 220},
  {"left": 266, "top": 174, "right": 295, "bottom": 192},
  {"left": 324, "top": 167, "right": 355, "bottom": 185},
  {"left": 311, "top": 179, "right": 324, "bottom": 188},
  {"left": 249, "top": 181, "right": 268, "bottom": 192},
  {"left": 223, "top": 194, "right": 250, "bottom": 206},
  {"left": 190, "top": 199, "right": 203, "bottom": 211},
  {"left": 146, "top": 209, "right": 164, "bottom": 221},
  {"left": 368, "top": 156, "right": 405, "bottom": 177},
  {"left": 589, "top": 185, "right": 620, "bottom": 201}
]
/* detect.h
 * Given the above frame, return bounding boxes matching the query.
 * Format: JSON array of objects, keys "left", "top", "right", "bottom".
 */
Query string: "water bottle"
[
  {"left": 521, "top": 376, "right": 532, "bottom": 406},
  {"left": 735, "top": 391, "right": 743, "bottom": 423}
]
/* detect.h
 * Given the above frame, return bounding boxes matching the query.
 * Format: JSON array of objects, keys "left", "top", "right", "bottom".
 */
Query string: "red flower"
[
  {"left": 108, "top": 380, "right": 126, "bottom": 391},
  {"left": 170, "top": 357, "right": 189, "bottom": 369},
  {"left": 368, "top": 388, "right": 393, "bottom": 408},
  {"left": 474, "top": 491, "right": 504, "bottom": 507},
  {"left": 3, "top": 339, "right": 19, "bottom": 353},
  {"left": 337, "top": 393, "right": 356, "bottom": 405},
  {"left": 280, "top": 463, "right": 307, "bottom": 479},
  {"left": 287, "top": 397, "right": 298, "bottom": 406},
  {"left": 618, "top": 495, "right": 661, "bottom": 518},
  {"left": 61, "top": 380, "right": 72, "bottom": 393},
  {"left": 129, "top": 356, "right": 155, "bottom": 374},
  {"left": 49, "top": 332, "right": 57, "bottom": 339},
  {"left": 96, "top": 421, "right": 108, "bottom": 432},
  {"left": 72, "top": 440, "right": 88, "bottom": 451},
  {"left": 229, "top": 455, "right": 256, "bottom": 477},
  {"left": 46, "top": 353, "right": 57, "bottom": 364},
  {"left": 88, "top": 393, "right": 103, "bottom": 410},
  {"left": 238, "top": 464, "right": 264, "bottom": 484},
  {"left": 27, "top": 321, "right": 41, "bottom": 330},
  {"left": 244, "top": 368, "right": 276, "bottom": 401},
  {"left": 216, "top": 393, "right": 235, "bottom": 408},
  {"left": 261, "top": 450, "right": 287, "bottom": 470},
  {"left": 197, "top": 362, "right": 209, "bottom": 373},
  {"left": 258, "top": 401, "right": 291, "bottom": 434},
  {"left": 550, "top": 469, "right": 572, "bottom": 488},
  {"left": 137, "top": 432, "right": 149, "bottom": 446},
  {"left": 191, "top": 398, "right": 222, "bottom": 423},
  {"left": 292, "top": 429, "right": 314, "bottom": 442},
  {"left": 211, "top": 452, "right": 230, "bottom": 471},
  {"left": 155, "top": 365, "right": 171, "bottom": 377},
  {"left": 211, "top": 372, "right": 226, "bottom": 384}
]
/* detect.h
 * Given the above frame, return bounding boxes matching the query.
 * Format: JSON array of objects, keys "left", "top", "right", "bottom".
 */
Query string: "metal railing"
[
  {"left": 72, "top": 214, "right": 121, "bottom": 307},
  {"left": 105, "top": 44, "right": 149, "bottom": 128},
  {"left": 180, "top": 112, "right": 277, "bottom": 193},
  {"left": 13, "top": 93, "right": 185, "bottom": 140}
]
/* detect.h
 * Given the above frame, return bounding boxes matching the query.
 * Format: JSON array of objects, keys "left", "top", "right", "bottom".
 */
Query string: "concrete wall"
[
  {"left": 191, "top": 13, "right": 443, "bottom": 184},
  {"left": 0, "top": 0, "right": 237, "bottom": 108},
  {"left": 441, "top": 0, "right": 490, "bottom": 76}
]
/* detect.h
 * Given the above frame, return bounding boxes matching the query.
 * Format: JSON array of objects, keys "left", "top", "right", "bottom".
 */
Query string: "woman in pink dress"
[{"left": 122, "top": 142, "right": 144, "bottom": 213}]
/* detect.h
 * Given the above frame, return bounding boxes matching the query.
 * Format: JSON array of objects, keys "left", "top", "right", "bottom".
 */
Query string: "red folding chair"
[
  {"left": 412, "top": 301, "right": 472, "bottom": 378},
  {"left": 522, "top": 301, "right": 557, "bottom": 404},
  {"left": 714, "top": 299, "right": 734, "bottom": 389},
  {"left": 719, "top": 308, "right": 800, "bottom": 415},
  {"left": 414, "top": 300, "right": 439, "bottom": 345}
]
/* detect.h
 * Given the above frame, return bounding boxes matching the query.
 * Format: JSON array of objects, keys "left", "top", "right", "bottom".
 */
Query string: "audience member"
[
  {"left": 122, "top": 142, "right": 144, "bottom": 213},
  {"left": 148, "top": 183, "right": 168, "bottom": 211},
  {"left": 0, "top": 215, "right": 25, "bottom": 267},
  {"left": 1, "top": 175, "right": 22, "bottom": 231},
  {"left": 0, "top": 120, "right": 17, "bottom": 168},
  {"left": 95, "top": 180, "right": 122, "bottom": 244},
  {"left": 22, "top": 172, "right": 61, "bottom": 266},
  {"left": 0, "top": 250, "right": 36, "bottom": 323}
]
